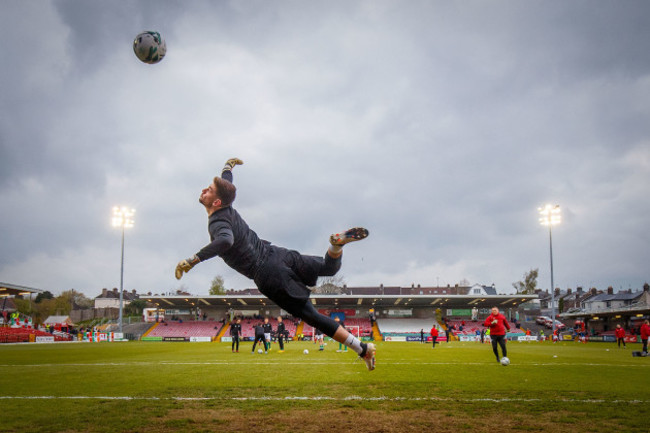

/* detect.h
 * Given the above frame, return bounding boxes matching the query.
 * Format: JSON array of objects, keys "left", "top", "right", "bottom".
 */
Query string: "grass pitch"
[{"left": 1, "top": 340, "right": 649, "bottom": 432}]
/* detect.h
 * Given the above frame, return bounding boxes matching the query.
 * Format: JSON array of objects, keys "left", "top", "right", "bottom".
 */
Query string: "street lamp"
[
  {"left": 111, "top": 206, "right": 135, "bottom": 334},
  {"left": 539, "top": 204, "right": 561, "bottom": 336}
]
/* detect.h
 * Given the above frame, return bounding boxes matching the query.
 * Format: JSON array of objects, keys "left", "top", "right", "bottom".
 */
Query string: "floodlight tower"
[
  {"left": 539, "top": 204, "right": 561, "bottom": 336},
  {"left": 111, "top": 206, "right": 135, "bottom": 334}
]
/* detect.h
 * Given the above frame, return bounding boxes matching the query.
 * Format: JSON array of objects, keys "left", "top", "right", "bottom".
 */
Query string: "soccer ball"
[
  {"left": 133, "top": 31, "right": 166, "bottom": 64},
  {"left": 257, "top": 349, "right": 263, "bottom": 354},
  {"left": 303, "top": 349, "right": 309, "bottom": 355},
  {"left": 500, "top": 357, "right": 510, "bottom": 366}
]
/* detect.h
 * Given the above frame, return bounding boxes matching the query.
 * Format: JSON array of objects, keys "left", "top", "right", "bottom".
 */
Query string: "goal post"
[{"left": 346, "top": 325, "right": 360, "bottom": 339}]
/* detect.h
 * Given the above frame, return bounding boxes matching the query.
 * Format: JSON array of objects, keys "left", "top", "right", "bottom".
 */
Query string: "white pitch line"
[{"left": 1, "top": 395, "right": 649, "bottom": 404}]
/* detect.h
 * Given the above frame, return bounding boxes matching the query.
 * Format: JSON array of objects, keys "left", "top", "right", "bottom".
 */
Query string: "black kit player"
[
  {"left": 230, "top": 318, "right": 242, "bottom": 353},
  {"left": 252, "top": 322, "right": 267, "bottom": 354},
  {"left": 175, "top": 158, "right": 376, "bottom": 370},
  {"left": 276, "top": 316, "right": 286, "bottom": 353}
]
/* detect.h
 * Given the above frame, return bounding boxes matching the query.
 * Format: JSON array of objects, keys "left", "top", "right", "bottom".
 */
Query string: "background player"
[
  {"left": 276, "top": 316, "right": 286, "bottom": 353},
  {"left": 315, "top": 328, "right": 324, "bottom": 351},
  {"left": 230, "top": 317, "right": 242, "bottom": 353},
  {"left": 263, "top": 317, "right": 273, "bottom": 352},
  {"left": 252, "top": 321, "right": 267, "bottom": 354},
  {"left": 483, "top": 307, "right": 510, "bottom": 362},
  {"left": 430, "top": 325, "right": 438, "bottom": 348}
]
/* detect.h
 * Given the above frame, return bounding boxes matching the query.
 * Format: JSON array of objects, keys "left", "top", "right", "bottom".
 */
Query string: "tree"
[
  {"left": 125, "top": 299, "right": 147, "bottom": 316},
  {"left": 512, "top": 269, "right": 539, "bottom": 294},
  {"left": 58, "top": 290, "right": 93, "bottom": 310},
  {"left": 13, "top": 296, "right": 56, "bottom": 325},
  {"left": 35, "top": 291, "right": 54, "bottom": 303},
  {"left": 209, "top": 276, "right": 226, "bottom": 295},
  {"left": 312, "top": 275, "right": 347, "bottom": 294}
]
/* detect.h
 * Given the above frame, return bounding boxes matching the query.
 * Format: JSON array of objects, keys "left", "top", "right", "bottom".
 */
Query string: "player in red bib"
[
  {"left": 640, "top": 320, "right": 650, "bottom": 354},
  {"left": 483, "top": 307, "right": 510, "bottom": 362},
  {"left": 614, "top": 325, "right": 626, "bottom": 349},
  {"left": 430, "top": 325, "right": 439, "bottom": 349}
]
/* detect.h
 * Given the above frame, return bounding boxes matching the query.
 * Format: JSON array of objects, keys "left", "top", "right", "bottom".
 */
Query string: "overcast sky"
[{"left": 1, "top": 1, "right": 649, "bottom": 299}]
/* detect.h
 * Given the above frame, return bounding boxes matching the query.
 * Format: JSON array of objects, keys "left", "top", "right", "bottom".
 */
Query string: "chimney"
[
  {"left": 567, "top": 288, "right": 572, "bottom": 294},
  {"left": 607, "top": 286, "right": 614, "bottom": 295},
  {"left": 577, "top": 287, "right": 583, "bottom": 294},
  {"left": 102, "top": 288, "right": 107, "bottom": 297},
  {"left": 644, "top": 283, "right": 650, "bottom": 293},
  {"left": 591, "top": 288, "right": 598, "bottom": 295}
]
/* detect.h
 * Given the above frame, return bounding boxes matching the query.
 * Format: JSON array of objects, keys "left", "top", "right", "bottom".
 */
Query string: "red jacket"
[
  {"left": 640, "top": 324, "right": 650, "bottom": 339},
  {"left": 615, "top": 328, "right": 625, "bottom": 339},
  {"left": 483, "top": 313, "right": 510, "bottom": 336},
  {"left": 430, "top": 327, "right": 438, "bottom": 337}
]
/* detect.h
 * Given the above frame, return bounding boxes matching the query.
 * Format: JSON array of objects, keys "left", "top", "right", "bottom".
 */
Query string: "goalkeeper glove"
[
  {"left": 175, "top": 255, "right": 200, "bottom": 280},
  {"left": 223, "top": 158, "right": 243, "bottom": 173}
]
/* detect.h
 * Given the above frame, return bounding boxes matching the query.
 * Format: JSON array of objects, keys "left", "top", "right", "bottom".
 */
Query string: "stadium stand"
[
  {"left": 0, "top": 327, "right": 72, "bottom": 343},
  {"left": 121, "top": 322, "right": 155, "bottom": 340},
  {"left": 145, "top": 321, "right": 222, "bottom": 339},
  {"left": 344, "top": 318, "right": 373, "bottom": 337},
  {"left": 377, "top": 318, "right": 438, "bottom": 333},
  {"left": 376, "top": 318, "right": 444, "bottom": 340},
  {"left": 446, "top": 320, "right": 482, "bottom": 336}
]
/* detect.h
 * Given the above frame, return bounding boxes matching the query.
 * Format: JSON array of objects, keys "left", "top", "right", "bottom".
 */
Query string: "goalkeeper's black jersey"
[{"left": 195, "top": 171, "right": 271, "bottom": 280}]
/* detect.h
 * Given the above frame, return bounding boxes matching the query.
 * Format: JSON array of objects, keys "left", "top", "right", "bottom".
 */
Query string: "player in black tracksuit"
[
  {"left": 175, "top": 158, "right": 376, "bottom": 370},
  {"left": 276, "top": 316, "right": 286, "bottom": 352},
  {"left": 252, "top": 323, "right": 266, "bottom": 354},
  {"left": 230, "top": 318, "right": 242, "bottom": 352}
]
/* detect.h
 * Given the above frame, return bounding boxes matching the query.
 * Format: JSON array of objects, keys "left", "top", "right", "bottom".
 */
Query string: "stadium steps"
[
  {"left": 216, "top": 322, "right": 230, "bottom": 342},
  {"left": 141, "top": 322, "right": 159, "bottom": 338},
  {"left": 372, "top": 321, "right": 382, "bottom": 341}
]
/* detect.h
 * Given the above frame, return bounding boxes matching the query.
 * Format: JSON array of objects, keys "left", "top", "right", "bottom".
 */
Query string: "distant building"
[
  {"left": 582, "top": 287, "right": 647, "bottom": 312},
  {"left": 94, "top": 288, "right": 139, "bottom": 309}
]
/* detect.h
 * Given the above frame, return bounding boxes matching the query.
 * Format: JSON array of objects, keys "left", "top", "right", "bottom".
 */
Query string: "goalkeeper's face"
[{"left": 199, "top": 182, "right": 221, "bottom": 209}]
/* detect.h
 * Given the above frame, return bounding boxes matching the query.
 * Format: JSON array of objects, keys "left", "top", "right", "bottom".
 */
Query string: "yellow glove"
[
  {"left": 223, "top": 158, "right": 243, "bottom": 173},
  {"left": 175, "top": 255, "right": 200, "bottom": 280}
]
